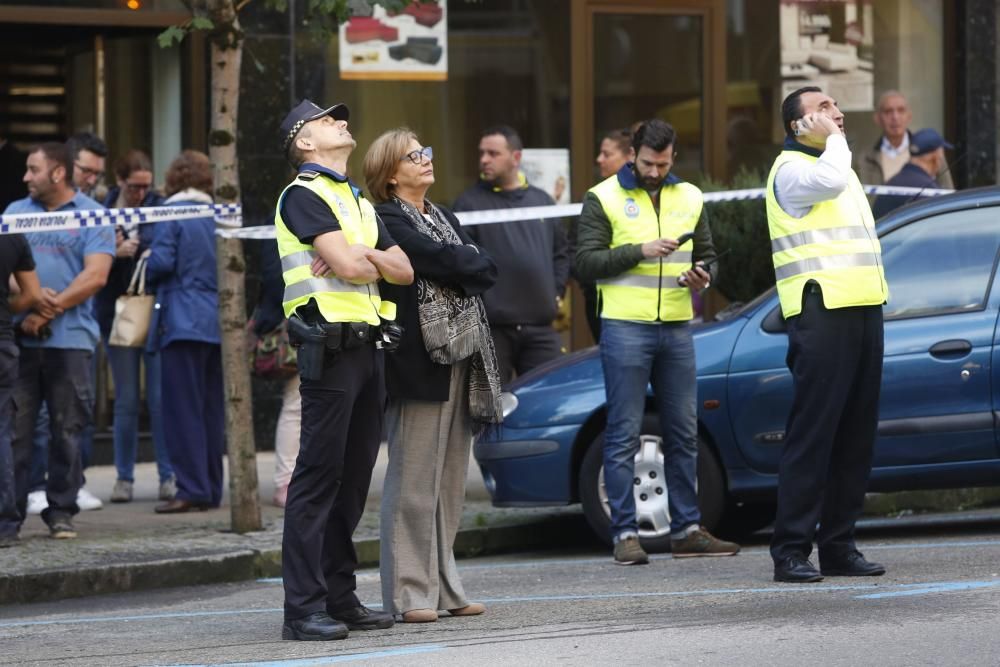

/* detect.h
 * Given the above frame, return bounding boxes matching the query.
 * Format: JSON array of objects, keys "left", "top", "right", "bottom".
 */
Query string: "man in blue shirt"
[
  {"left": 5, "top": 142, "right": 113, "bottom": 539},
  {"left": 872, "top": 128, "right": 953, "bottom": 219}
]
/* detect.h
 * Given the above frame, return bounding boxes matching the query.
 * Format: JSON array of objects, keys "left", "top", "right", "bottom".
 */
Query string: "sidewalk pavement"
[{"left": 0, "top": 449, "right": 591, "bottom": 606}]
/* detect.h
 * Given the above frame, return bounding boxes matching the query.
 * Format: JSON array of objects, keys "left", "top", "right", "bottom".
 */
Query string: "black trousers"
[
  {"left": 282, "top": 342, "right": 384, "bottom": 620},
  {"left": 770, "top": 290, "right": 884, "bottom": 564},
  {"left": 490, "top": 324, "right": 562, "bottom": 387},
  {"left": 12, "top": 347, "right": 93, "bottom": 526}
]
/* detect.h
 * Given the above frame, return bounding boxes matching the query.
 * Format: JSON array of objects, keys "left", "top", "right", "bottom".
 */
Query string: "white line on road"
[
  {"left": 252, "top": 538, "right": 1000, "bottom": 584},
  {"left": 156, "top": 644, "right": 446, "bottom": 667},
  {"left": 4, "top": 576, "right": 999, "bottom": 630}
]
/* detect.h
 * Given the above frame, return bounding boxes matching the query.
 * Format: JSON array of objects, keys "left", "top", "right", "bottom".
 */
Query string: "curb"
[{"left": 0, "top": 514, "right": 594, "bottom": 606}]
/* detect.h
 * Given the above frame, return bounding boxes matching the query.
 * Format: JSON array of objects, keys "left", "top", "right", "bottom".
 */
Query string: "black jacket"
[
  {"left": 377, "top": 199, "right": 498, "bottom": 402},
  {"left": 453, "top": 180, "right": 569, "bottom": 326}
]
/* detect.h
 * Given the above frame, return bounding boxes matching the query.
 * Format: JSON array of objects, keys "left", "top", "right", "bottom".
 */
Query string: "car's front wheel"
[{"left": 579, "top": 414, "right": 726, "bottom": 553}]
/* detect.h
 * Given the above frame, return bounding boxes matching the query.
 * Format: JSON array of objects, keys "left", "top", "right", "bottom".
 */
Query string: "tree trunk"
[{"left": 207, "top": 0, "right": 261, "bottom": 533}]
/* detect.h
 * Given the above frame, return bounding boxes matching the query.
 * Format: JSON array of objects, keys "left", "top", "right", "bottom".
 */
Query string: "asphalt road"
[{"left": 2, "top": 518, "right": 999, "bottom": 666}]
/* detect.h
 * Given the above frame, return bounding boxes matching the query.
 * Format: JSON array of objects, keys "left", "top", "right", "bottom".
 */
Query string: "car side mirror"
[{"left": 761, "top": 305, "right": 787, "bottom": 333}]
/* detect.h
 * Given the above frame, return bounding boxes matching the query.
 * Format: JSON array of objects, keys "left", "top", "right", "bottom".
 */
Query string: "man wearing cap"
[
  {"left": 274, "top": 99, "right": 413, "bottom": 641},
  {"left": 766, "top": 86, "right": 889, "bottom": 584},
  {"left": 872, "top": 129, "right": 953, "bottom": 219},
  {"left": 857, "top": 91, "right": 954, "bottom": 188}
]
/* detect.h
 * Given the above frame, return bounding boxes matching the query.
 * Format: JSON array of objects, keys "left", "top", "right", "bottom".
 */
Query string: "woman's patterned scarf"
[{"left": 393, "top": 196, "right": 503, "bottom": 428}]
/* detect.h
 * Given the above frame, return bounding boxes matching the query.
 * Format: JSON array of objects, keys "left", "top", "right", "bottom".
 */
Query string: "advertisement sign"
[
  {"left": 339, "top": 1, "right": 448, "bottom": 81},
  {"left": 779, "top": 0, "right": 874, "bottom": 111},
  {"left": 519, "top": 148, "right": 571, "bottom": 205}
]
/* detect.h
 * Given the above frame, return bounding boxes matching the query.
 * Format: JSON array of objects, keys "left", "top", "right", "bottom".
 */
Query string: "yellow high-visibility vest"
[
  {"left": 590, "top": 175, "right": 702, "bottom": 322},
  {"left": 273, "top": 172, "right": 393, "bottom": 325},
  {"left": 766, "top": 150, "right": 888, "bottom": 318}
]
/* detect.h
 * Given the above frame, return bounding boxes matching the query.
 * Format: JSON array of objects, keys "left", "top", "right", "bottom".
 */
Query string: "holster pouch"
[{"left": 287, "top": 315, "right": 328, "bottom": 381}]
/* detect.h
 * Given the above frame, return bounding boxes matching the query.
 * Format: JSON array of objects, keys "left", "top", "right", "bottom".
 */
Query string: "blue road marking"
[
  {"left": 855, "top": 580, "right": 1000, "bottom": 599},
  {"left": 157, "top": 644, "right": 446, "bottom": 667}
]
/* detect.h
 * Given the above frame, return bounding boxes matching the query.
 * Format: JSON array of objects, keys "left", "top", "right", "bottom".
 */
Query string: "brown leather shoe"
[
  {"left": 154, "top": 498, "right": 209, "bottom": 514},
  {"left": 448, "top": 602, "right": 486, "bottom": 617},
  {"left": 401, "top": 608, "right": 438, "bottom": 623}
]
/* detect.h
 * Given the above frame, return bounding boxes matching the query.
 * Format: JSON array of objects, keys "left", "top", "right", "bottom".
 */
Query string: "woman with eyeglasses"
[
  {"left": 363, "top": 128, "right": 502, "bottom": 624},
  {"left": 97, "top": 149, "right": 175, "bottom": 505}
]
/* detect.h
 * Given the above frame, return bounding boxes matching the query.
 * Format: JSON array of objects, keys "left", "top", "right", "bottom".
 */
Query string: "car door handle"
[{"left": 929, "top": 339, "right": 972, "bottom": 357}]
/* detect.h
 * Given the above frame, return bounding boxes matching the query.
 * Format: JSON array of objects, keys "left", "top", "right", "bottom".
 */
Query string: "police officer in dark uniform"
[{"left": 275, "top": 100, "right": 413, "bottom": 641}]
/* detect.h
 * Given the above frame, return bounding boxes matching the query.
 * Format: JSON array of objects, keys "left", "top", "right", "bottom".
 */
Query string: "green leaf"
[
  {"left": 157, "top": 25, "right": 187, "bottom": 49},
  {"left": 190, "top": 16, "right": 215, "bottom": 31}
]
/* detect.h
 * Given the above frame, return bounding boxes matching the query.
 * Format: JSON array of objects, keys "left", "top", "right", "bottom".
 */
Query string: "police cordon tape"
[{"left": 0, "top": 185, "right": 953, "bottom": 241}]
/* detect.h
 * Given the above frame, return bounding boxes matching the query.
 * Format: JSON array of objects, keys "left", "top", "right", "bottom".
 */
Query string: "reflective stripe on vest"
[
  {"left": 765, "top": 150, "right": 888, "bottom": 318},
  {"left": 589, "top": 174, "right": 702, "bottom": 322},
  {"left": 273, "top": 175, "right": 386, "bottom": 325}
]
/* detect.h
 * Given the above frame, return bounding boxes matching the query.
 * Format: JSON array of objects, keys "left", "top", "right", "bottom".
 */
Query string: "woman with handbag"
[
  {"left": 99, "top": 149, "right": 175, "bottom": 504},
  {"left": 144, "top": 150, "right": 225, "bottom": 514},
  {"left": 363, "top": 128, "right": 502, "bottom": 623}
]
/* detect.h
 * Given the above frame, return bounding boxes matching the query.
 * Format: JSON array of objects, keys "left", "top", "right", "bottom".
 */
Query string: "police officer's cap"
[{"left": 280, "top": 99, "right": 350, "bottom": 152}]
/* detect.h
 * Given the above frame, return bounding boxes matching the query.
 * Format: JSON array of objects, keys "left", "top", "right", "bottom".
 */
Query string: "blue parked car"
[{"left": 474, "top": 187, "right": 1000, "bottom": 552}]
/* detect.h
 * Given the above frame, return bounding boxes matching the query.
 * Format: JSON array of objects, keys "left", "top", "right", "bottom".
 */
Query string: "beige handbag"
[{"left": 109, "top": 257, "right": 155, "bottom": 347}]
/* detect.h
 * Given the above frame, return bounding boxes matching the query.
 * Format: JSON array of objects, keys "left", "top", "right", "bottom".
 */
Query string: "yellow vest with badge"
[
  {"left": 273, "top": 172, "right": 394, "bottom": 326},
  {"left": 766, "top": 150, "right": 888, "bottom": 318},
  {"left": 590, "top": 175, "right": 702, "bottom": 322}
]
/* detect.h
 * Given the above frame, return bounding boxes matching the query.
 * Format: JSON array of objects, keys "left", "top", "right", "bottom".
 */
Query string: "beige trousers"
[
  {"left": 380, "top": 360, "right": 472, "bottom": 614},
  {"left": 273, "top": 374, "right": 301, "bottom": 490}
]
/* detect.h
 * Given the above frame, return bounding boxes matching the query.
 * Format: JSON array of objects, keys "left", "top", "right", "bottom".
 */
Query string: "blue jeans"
[
  {"left": 106, "top": 344, "right": 171, "bottom": 483},
  {"left": 600, "top": 319, "right": 701, "bottom": 540},
  {"left": 0, "top": 342, "right": 19, "bottom": 537}
]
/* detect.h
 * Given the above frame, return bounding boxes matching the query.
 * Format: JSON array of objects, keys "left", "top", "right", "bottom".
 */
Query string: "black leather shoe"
[
  {"left": 329, "top": 605, "right": 395, "bottom": 630},
  {"left": 282, "top": 611, "right": 349, "bottom": 641},
  {"left": 821, "top": 551, "right": 886, "bottom": 577},
  {"left": 774, "top": 556, "right": 824, "bottom": 583}
]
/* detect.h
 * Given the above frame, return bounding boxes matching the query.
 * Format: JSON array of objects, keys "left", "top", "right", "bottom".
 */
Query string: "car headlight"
[{"left": 500, "top": 391, "right": 519, "bottom": 418}]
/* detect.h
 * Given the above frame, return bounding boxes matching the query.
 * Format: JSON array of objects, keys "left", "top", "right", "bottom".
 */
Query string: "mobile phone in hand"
[
  {"left": 676, "top": 231, "right": 695, "bottom": 246},
  {"left": 693, "top": 248, "right": 731, "bottom": 272}
]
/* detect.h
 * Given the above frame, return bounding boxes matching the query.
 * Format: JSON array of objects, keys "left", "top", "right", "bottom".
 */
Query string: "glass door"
[{"left": 591, "top": 11, "right": 705, "bottom": 180}]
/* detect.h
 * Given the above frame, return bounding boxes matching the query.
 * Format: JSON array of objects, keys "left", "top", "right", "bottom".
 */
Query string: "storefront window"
[
  {"left": 323, "top": 0, "right": 571, "bottom": 205},
  {"left": 593, "top": 12, "right": 704, "bottom": 181},
  {"left": 726, "top": 0, "right": 945, "bottom": 181}
]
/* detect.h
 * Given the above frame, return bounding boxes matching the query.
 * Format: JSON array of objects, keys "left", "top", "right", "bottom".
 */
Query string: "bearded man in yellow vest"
[
  {"left": 274, "top": 100, "right": 413, "bottom": 640},
  {"left": 767, "top": 87, "right": 889, "bottom": 584},
  {"left": 576, "top": 119, "right": 740, "bottom": 566}
]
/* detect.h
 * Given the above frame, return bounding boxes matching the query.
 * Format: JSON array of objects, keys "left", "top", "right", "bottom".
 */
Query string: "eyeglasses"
[
  {"left": 125, "top": 182, "right": 151, "bottom": 192},
  {"left": 401, "top": 146, "right": 433, "bottom": 165},
  {"left": 75, "top": 163, "right": 105, "bottom": 179}
]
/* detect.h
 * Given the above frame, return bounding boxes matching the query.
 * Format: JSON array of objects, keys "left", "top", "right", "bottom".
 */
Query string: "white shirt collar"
[{"left": 880, "top": 133, "right": 909, "bottom": 158}]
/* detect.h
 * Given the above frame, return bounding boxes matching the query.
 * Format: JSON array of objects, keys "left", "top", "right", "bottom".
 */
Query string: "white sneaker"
[
  {"left": 76, "top": 487, "right": 103, "bottom": 511},
  {"left": 26, "top": 490, "right": 48, "bottom": 515}
]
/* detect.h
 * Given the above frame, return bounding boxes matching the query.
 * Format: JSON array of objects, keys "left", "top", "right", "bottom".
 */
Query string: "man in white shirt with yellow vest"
[
  {"left": 576, "top": 119, "right": 740, "bottom": 565},
  {"left": 767, "top": 86, "right": 889, "bottom": 584},
  {"left": 274, "top": 100, "right": 413, "bottom": 640}
]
